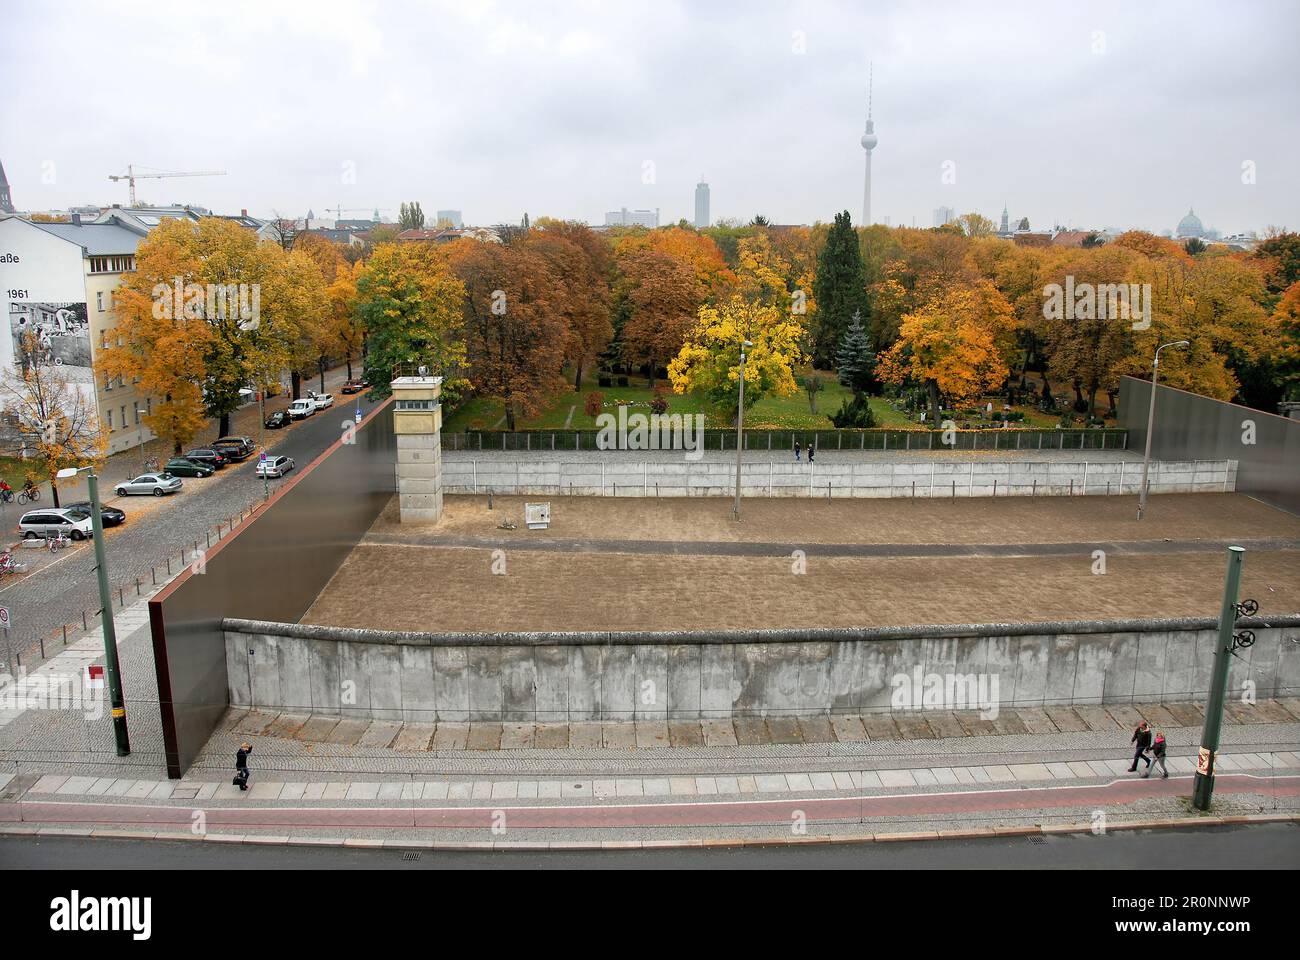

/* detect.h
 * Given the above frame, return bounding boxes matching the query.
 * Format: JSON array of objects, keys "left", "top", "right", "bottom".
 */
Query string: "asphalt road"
[
  {"left": 0, "top": 387, "right": 379, "bottom": 664},
  {"left": 2, "top": 822, "right": 1296, "bottom": 869}
]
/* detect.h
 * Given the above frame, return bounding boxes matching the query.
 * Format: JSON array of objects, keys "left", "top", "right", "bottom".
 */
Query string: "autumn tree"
[
  {"left": 811, "top": 212, "right": 869, "bottom": 366},
  {"left": 446, "top": 239, "right": 567, "bottom": 428},
  {"left": 668, "top": 295, "right": 807, "bottom": 423},
  {"left": 618, "top": 249, "right": 703, "bottom": 387},
  {"left": 1, "top": 333, "right": 106, "bottom": 506},
  {"left": 877, "top": 282, "right": 1016, "bottom": 425},
  {"left": 354, "top": 242, "right": 467, "bottom": 400},
  {"left": 528, "top": 221, "right": 613, "bottom": 391}
]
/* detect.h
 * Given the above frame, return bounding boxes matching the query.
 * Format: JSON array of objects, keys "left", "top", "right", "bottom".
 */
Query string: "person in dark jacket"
[
  {"left": 234, "top": 742, "right": 252, "bottom": 790},
  {"left": 1143, "top": 732, "right": 1168, "bottom": 778},
  {"left": 794, "top": 440, "right": 801, "bottom": 462},
  {"left": 807, "top": 442, "right": 815, "bottom": 464},
  {"left": 1129, "top": 722, "right": 1152, "bottom": 773}
]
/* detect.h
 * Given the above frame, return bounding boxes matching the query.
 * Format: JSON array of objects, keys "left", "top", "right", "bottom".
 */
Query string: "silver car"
[
  {"left": 255, "top": 455, "right": 294, "bottom": 478},
  {"left": 18, "top": 508, "right": 95, "bottom": 540},
  {"left": 115, "top": 472, "right": 183, "bottom": 497}
]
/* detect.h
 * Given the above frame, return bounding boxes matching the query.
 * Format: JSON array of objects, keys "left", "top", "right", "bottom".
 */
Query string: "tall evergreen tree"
[
  {"left": 835, "top": 310, "right": 875, "bottom": 396},
  {"left": 812, "top": 211, "right": 869, "bottom": 366},
  {"left": 398, "top": 201, "right": 425, "bottom": 231}
]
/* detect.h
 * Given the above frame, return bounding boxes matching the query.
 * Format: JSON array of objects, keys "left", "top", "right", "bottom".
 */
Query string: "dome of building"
[{"left": 1176, "top": 207, "right": 1205, "bottom": 238}]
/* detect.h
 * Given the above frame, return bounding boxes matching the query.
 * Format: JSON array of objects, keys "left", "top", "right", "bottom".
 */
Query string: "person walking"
[
  {"left": 1128, "top": 721, "right": 1152, "bottom": 773},
  {"left": 794, "top": 440, "right": 801, "bottom": 462},
  {"left": 807, "top": 442, "right": 815, "bottom": 465},
  {"left": 1143, "top": 732, "right": 1168, "bottom": 779},
  {"left": 234, "top": 742, "right": 252, "bottom": 791}
]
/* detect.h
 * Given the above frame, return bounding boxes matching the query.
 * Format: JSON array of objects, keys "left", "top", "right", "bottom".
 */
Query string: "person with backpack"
[
  {"left": 1143, "top": 732, "right": 1168, "bottom": 779},
  {"left": 1128, "top": 721, "right": 1152, "bottom": 773},
  {"left": 234, "top": 742, "right": 252, "bottom": 791}
]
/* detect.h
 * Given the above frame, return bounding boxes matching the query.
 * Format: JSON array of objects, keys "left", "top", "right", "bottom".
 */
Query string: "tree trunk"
[
  {"left": 927, "top": 379, "right": 942, "bottom": 427},
  {"left": 573, "top": 361, "right": 584, "bottom": 392},
  {"left": 319, "top": 361, "right": 326, "bottom": 394},
  {"left": 51, "top": 483, "right": 60, "bottom": 508},
  {"left": 291, "top": 371, "right": 301, "bottom": 400},
  {"left": 346, "top": 357, "right": 353, "bottom": 381},
  {"left": 219, "top": 413, "right": 230, "bottom": 437}
]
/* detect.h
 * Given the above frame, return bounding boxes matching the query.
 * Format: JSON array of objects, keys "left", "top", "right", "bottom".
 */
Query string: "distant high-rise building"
[
  {"left": 604, "top": 207, "right": 659, "bottom": 228},
  {"left": 933, "top": 206, "right": 955, "bottom": 228},
  {"left": 694, "top": 181, "right": 710, "bottom": 229},
  {"left": 859, "top": 63, "right": 878, "bottom": 226},
  {"left": 999, "top": 205, "right": 1009, "bottom": 234},
  {"left": 437, "top": 209, "right": 463, "bottom": 228},
  {"left": 0, "top": 158, "right": 14, "bottom": 215}
]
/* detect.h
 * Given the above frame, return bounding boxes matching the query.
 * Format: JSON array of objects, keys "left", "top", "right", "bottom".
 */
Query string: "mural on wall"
[{"left": 9, "top": 301, "right": 92, "bottom": 383}]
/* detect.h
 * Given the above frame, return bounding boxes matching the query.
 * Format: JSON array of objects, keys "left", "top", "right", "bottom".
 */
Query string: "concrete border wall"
[
  {"left": 149, "top": 398, "right": 396, "bottom": 778},
  {"left": 223, "top": 615, "right": 1300, "bottom": 721},
  {"left": 439, "top": 458, "right": 1236, "bottom": 498},
  {"left": 1120, "top": 376, "right": 1299, "bottom": 514}
]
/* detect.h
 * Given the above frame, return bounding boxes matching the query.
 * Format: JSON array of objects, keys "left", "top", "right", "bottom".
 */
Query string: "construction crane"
[
  {"left": 108, "top": 165, "right": 227, "bottom": 206},
  {"left": 324, "top": 205, "right": 390, "bottom": 221}
]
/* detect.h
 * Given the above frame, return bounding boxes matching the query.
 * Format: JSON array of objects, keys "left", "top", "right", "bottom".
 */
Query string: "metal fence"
[{"left": 444, "top": 427, "right": 1129, "bottom": 453}]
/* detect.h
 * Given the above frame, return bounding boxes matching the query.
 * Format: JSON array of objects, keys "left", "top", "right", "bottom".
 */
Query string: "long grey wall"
[
  {"left": 223, "top": 615, "right": 1300, "bottom": 721},
  {"left": 440, "top": 457, "right": 1236, "bottom": 498},
  {"left": 1121, "top": 376, "right": 1299, "bottom": 514},
  {"left": 150, "top": 399, "right": 396, "bottom": 778}
]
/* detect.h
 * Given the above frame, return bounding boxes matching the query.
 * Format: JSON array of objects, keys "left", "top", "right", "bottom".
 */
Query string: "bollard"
[
  {"left": 488, "top": 491, "right": 493, "bottom": 510},
  {"left": 135, "top": 578, "right": 141, "bottom": 596},
  {"left": 993, "top": 480, "right": 997, "bottom": 497},
  {"left": 166, "top": 557, "right": 171, "bottom": 575},
  {"left": 912, "top": 480, "right": 916, "bottom": 500},
  {"left": 82, "top": 610, "right": 88, "bottom": 630},
  {"left": 62, "top": 624, "right": 67, "bottom": 645},
  {"left": 207, "top": 531, "right": 211, "bottom": 549},
  {"left": 118, "top": 586, "right": 124, "bottom": 607},
  {"left": 40, "top": 638, "right": 45, "bottom": 659},
  {"left": 952, "top": 481, "right": 956, "bottom": 499},
  {"left": 1070, "top": 479, "right": 1074, "bottom": 496},
  {"left": 151, "top": 567, "right": 156, "bottom": 586},
  {"left": 1032, "top": 479, "right": 1037, "bottom": 497}
]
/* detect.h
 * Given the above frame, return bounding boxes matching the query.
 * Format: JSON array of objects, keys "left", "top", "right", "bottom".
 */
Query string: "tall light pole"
[
  {"left": 733, "top": 339, "right": 753, "bottom": 520},
  {"left": 1136, "top": 340, "right": 1189, "bottom": 520},
  {"left": 1192, "top": 545, "right": 1245, "bottom": 811},
  {"left": 57, "top": 465, "right": 130, "bottom": 755}
]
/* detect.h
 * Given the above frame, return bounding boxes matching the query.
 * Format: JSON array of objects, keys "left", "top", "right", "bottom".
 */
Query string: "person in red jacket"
[{"left": 1143, "top": 732, "right": 1168, "bottom": 779}]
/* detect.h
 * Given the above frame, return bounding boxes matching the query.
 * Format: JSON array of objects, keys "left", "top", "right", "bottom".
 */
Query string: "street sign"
[
  {"left": 86, "top": 664, "right": 104, "bottom": 689},
  {"left": 0, "top": 606, "right": 9, "bottom": 629},
  {"left": 259, "top": 451, "right": 268, "bottom": 462}
]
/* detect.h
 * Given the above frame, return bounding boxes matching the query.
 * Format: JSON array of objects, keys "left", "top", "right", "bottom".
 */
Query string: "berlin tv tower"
[{"left": 860, "top": 63, "right": 878, "bottom": 227}]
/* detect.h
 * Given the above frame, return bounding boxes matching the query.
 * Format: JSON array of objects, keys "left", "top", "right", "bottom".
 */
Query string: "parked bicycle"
[
  {"left": 48, "top": 530, "right": 71, "bottom": 552},
  {"left": 0, "top": 550, "right": 24, "bottom": 575}
]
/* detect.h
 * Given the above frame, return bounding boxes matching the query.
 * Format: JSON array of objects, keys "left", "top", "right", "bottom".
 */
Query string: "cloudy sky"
[{"left": 2, "top": 0, "right": 1297, "bottom": 235}]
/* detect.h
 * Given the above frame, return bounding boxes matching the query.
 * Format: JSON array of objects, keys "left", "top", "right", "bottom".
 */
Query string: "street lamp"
[
  {"left": 733, "top": 339, "right": 753, "bottom": 521},
  {"left": 56, "top": 464, "right": 130, "bottom": 756},
  {"left": 1136, "top": 340, "right": 1189, "bottom": 520}
]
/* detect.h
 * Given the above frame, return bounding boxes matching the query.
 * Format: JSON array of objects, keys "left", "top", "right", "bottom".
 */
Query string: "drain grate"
[
  {"left": 401, "top": 851, "right": 421, "bottom": 861},
  {"left": 1026, "top": 835, "right": 1047, "bottom": 844}
]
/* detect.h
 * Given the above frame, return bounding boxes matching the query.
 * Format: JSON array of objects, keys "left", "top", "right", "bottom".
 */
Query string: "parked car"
[
  {"left": 115, "top": 473, "right": 183, "bottom": 497},
  {"left": 183, "top": 448, "right": 228, "bottom": 470},
  {"left": 341, "top": 380, "right": 364, "bottom": 394},
  {"left": 256, "top": 454, "right": 295, "bottom": 478},
  {"left": 287, "top": 398, "right": 316, "bottom": 419},
  {"left": 163, "top": 457, "right": 214, "bottom": 478},
  {"left": 61, "top": 501, "right": 126, "bottom": 527},
  {"left": 18, "top": 508, "right": 95, "bottom": 540},
  {"left": 212, "top": 436, "right": 255, "bottom": 461},
  {"left": 309, "top": 392, "right": 334, "bottom": 410},
  {"left": 264, "top": 410, "right": 291, "bottom": 429}
]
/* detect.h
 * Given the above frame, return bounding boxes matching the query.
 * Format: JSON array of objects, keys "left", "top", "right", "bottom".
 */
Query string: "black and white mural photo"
[{"left": 8, "top": 300, "right": 92, "bottom": 380}]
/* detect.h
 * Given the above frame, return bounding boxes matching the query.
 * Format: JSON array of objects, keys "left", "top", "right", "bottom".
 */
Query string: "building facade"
[
  {"left": 0, "top": 217, "right": 156, "bottom": 456},
  {"left": 694, "top": 182, "right": 709, "bottom": 229},
  {"left": 604, "top": 207, "right": 659, "bottom": 228}
]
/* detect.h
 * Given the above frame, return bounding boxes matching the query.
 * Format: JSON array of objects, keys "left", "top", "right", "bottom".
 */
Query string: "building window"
[
  {"left": 120, "top": 405, "right": 127, "bottom": 428},
  {"left": 96, "top": 292, "right": 104, "bottom": 312},
  {"left": 396, "top": 399, "right": 438, "bottom": 411},
  {"left": 134, "top": 403, "right": 141, "bottom": 425},
  {"left": 107, "top": 410, "right": 113, "bottom": 430}
]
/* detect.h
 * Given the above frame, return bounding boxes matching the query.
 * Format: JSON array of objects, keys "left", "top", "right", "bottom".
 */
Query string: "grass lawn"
[
  {"left": 444, "top": 369, "right": 913, "bottom": 431},
  {"left": 0, "top": 455, "right": 42, "bottom": 487}
]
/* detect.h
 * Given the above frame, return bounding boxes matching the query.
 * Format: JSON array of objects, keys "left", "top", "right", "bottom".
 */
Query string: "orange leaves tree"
[
  {"left": 877, "top": 281, "right": 1017, "bottom": 425},
  {"left": 528, "top": 220, "right": 613, "bottom": 391},
  {"left": 445, "top": 239, "right": 566, "bottom": 429},
  {"left": 617, "top": 249, "right": 702, "bottom": 388}
]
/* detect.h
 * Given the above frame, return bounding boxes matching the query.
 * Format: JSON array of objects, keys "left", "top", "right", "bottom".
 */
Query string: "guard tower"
[{"left": 391, "top": 373, "right": 444, "bottom": 523}]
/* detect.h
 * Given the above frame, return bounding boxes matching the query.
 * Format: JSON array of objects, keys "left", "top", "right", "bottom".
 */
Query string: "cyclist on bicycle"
[{"left": 0, "top": 479, "right": 11, "bottom": 502}]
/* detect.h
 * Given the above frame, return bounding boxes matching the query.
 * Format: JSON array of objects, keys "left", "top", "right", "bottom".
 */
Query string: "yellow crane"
[{"left": 108, "top": 165, "right": 227, "bottom": 206}]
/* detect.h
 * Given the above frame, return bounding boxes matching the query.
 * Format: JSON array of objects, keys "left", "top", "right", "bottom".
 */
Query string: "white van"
[
  {"left": 287, "top": 398, "right": 316, "bottom": 420},
  {"left": 19, "top": 508, "right": 95, "bottom": 540}
]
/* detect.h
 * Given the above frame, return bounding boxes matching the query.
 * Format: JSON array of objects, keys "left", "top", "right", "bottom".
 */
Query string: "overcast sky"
[{"left": 2, "top": 0, "right": 1297, "bottom": 235}]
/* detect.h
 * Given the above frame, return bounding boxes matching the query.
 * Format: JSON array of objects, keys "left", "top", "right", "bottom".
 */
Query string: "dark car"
[
  {"left": 183, "top": 448, "right": 228, "bottom": 469},
  {"left": 341, "top": 380, "right": 365, "bottom": 394},
  {"left": 212, "top": 436, "right": 255, "bottom": 461},
  {"left": 264, "top": 410, "right": 291, "bottom": 429},
  {"left": 62, "top": 501, "right": 126, "bottom": 527},
  {"left": 163, "top": 457, "right": 215, "bottom": 478}
]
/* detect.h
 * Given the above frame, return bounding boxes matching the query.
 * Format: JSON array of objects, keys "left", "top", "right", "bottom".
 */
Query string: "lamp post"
[
  {"left": 1136, "top": 340, "right": 1189, "bottom": 520},
  {"left": 57, "top": 464, "right": 130, "bottom": 756},
  {"left": 732, "top": 339, "right": 753, "bottom": 520}
]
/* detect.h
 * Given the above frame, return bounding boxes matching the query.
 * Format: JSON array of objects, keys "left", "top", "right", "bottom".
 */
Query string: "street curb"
[{"left": 2, "top": 812, "right": 1295, "bottom": 852}]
